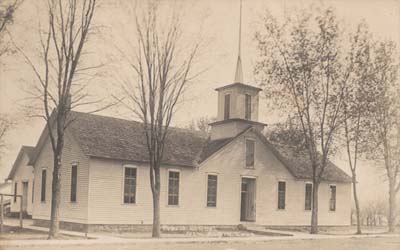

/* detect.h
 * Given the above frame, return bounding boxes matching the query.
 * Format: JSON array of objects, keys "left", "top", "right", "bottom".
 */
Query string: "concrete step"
[{"left": 239, "top": 224, "right": 293, "bottom": 237}]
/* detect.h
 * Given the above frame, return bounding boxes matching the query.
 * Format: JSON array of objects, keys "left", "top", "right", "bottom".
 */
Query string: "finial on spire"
[{"left": 234, "top": 0, "right": 243, "bottom": 83}]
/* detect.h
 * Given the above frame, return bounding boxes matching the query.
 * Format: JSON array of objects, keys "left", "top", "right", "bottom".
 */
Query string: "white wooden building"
[
  {"left": 7, "top": 146, "right": 35, "bottom": 217},
  {"left": 18, "top": 82, "right": 352, "bottom": 232}
]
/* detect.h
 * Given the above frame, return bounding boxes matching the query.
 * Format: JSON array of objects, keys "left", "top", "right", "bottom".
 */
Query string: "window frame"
[
  {"left": 305, "top": 182, "right": 313, "bottom": 211},
  {"left": 245, "top": 94, "right": 251, "bottom": 120},
  {"left": 14, "top": 182, "right": 17, "bottom": 203},
  {"left": 224, "top": 94, "right": 231, "bottom": 120},
  {"left": 277, "top": 180, "right": 286, "bottom": 210},
  {"left": 245, "top": 139, "right": 255, "bottom": 168},
  {"left": 167, "top": 169, "right": 180, "bottom": 206},
  {"left": 70, "top": 163, "right": 78, "bottom": 202},
  {"left": 41, "top": 168, "right": 47, "bottom": 203},
  {"left": 206, "top": 174, "right": 218, "bottom": 207},
  {"left": 329, "top": 184, "right": 337, "bottom": 212},
  {"left": 32, "top": 180, "right": 35, "bottom": 203},
  {"left": 122, "top": 165, "right": 138, "bottom": 205}
]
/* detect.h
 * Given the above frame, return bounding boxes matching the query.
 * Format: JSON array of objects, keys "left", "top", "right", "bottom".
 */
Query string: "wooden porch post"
[
  {"left": 0, "top": 194, "right": 3, "bottom": 233},
  {"left": 19, "top": 195, "right": 23, "bottom": 228}
]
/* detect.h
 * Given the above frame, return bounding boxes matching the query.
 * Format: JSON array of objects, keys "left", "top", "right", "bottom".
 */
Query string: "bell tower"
[{"left": 209, "top": 0, "right": 266, "bottom": 140}]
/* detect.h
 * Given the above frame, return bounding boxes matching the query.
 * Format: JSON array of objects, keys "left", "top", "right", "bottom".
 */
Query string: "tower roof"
[{"left": 215, "top": 82, "right": 262, "bottom": 92}]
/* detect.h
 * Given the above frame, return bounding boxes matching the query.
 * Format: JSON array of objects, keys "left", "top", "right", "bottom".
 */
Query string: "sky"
[{"left": 0, "top": 0, "right": 399, "bottom": 204}]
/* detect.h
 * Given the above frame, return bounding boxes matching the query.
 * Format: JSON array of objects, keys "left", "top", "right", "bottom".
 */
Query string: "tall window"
[
  {"left": 329, "top": 185, "right": 336, "bottom": 211},
  {"left": 224, "top": 94, "right": 230, "bottom": 120},
  {"left": 70, "top": 164, "right": 78, "bottom": 202},
  {"left": 278, "top": 181, "right": 286, "bottom": 210},
  {"left": 41, "top": 169, "right": 46, "bottom": 202},
  {"left": 14, "top": 182, "right": 17, "bottom": 202},
  {"left": 168, "top": 171, "right": 180, "bottom": 205},
  {"left": 32, "top": 182, "right": 35, "bottom": 203},
  {"left": 245, "top": 94, "right": 251, "bottom": 120},
  {"left": 305, "top": 183, "right": 312, "bottom": 210},
  {"left": 245, "top": 139, "right": 255, "bottom": 168},
  {"left": 123, "top": 167, "right": 137, "bottom": 204},
  {"left": 207, "top": 175, "right": 218, "bottom": 207}
]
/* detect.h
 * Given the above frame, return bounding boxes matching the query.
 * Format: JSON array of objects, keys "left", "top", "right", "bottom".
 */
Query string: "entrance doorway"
[
  {"left": 240, "top": 177, "right": 256, "bottom": 222},
  {"left": 22, "top": 181, "right": 28, "bottom": 213}
]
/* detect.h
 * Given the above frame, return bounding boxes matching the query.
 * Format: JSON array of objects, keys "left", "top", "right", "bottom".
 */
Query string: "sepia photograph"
[{"left": 0, "top": 0, "right": 400, "bottom": 249}]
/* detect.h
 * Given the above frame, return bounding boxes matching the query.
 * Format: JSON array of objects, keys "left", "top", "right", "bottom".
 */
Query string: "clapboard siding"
[
  {"left": 32, "top": 129, "right": 90, "bottom": 223},
  {"left": 10, "top": 154, "right": 34, "bottom": 215},
  {"left": 86, "top": 129, "right": 351, "bottom": 226}
]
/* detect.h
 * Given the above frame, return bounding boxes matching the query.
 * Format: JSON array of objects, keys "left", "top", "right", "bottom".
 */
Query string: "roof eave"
[
  {"left": 196, "top": 126, "right": 254, "bottom": 166},
  {"left": 87, "top": 155, "right": 196, "bottom": 168},
  {"left": 7, "top": 146, "right": 35, "bottom": 180},
  {"left": 215, "top": 82, "right": 262, "bottom": 92},
  {"left": 209, "top": 118, "right": 267, "bottom": 127}
]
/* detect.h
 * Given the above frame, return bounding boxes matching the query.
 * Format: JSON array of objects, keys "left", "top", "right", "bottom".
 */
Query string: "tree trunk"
[
  {"left": 152, "top": 189, "right": 161, "bottom": 237},
  {"left": 48, "top": 151, "right": 62, "bottom": 239},
  {"left": 388, "top": 182, "right": 397, "bottom": 233},
  {"left": 310, "top": 181, "right": 319, "bottom": 234},
  {"left": 151, "top": 165, "right": 161, "bottom": 238},
  {"left": 352, "top": 172, "right": 362, "bottom": 234}
]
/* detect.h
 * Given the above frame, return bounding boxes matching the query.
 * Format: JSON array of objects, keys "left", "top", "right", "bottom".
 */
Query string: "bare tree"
[
  {"left": 0, "top": 0, "right": 20, "bottom": 59},
  {"left": 341, "top": 22, "right": 373, "bottom": 235},
  {"left": 360, "top": 200, "right": 388, "bottom": 226},
  {"left": 15, "top": 0, "right": 97, "bottom": 239},
  {"left": 0, "top": 0, "right": 22, "bottom": 161},
  {"left": 186, "top": 116, "right": 215, "bottom": 134},
  {"left": 365, "top": 40, "right": 400, "bottom": 233},
  {"left": 254, "top": 6, "right": 369, "bottom": 233},
  {"left": 0, "top": 115, "right": 12, "bottom": 155},
  {"left": 120, "top": 2, "right": 199, "bottom": 238}
]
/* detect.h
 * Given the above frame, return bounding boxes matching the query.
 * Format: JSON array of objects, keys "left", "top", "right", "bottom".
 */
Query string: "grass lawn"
[{"left": 0, "top": 225, "right": 85, "bottom": 240}]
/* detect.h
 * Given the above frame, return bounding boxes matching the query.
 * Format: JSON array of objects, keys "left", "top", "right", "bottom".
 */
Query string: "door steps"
[{"left": 239, "top": 224, "right": 293, "bottom": 236}]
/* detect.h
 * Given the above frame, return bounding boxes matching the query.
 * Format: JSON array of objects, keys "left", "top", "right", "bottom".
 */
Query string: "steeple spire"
[{"left": 234, "top": 0, "right": 243, "bottom": 83}]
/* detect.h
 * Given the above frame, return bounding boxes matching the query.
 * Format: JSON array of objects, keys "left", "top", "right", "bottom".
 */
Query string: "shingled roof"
[
  {"left": 67, "top": 112, "right": 208, "bottom": 167},
  {"left": 262, "top": 140, "right": 352, "bottom": 183},
  {"left": 29, "top": 111, "right": 350, "bottom": 183},
  {"left": 8, "top": 145, "right": 36, "bottom": 180},
  {"left": 197, "top": 127, "right": 351, "bottom": 183}
]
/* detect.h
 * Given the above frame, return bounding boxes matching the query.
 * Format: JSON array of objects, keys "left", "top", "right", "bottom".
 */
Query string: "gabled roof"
[
  {"left": 0, "top": 182, "right": 12, "bottom": 189},
  {"left": 254, "top": 130, "right": 352, "bottom": 183},
  {"left": 7, "top": 145, "right": 35, "bottom": 180},
  {"left": 197, "top": 126, "right": 252, "bottom": 164},
  {"left": 197, "top": 127, "right": 351, "bottom": 183},
  {"left": 28, "top": 111, "right": 351, "bottom": 183},
  {"left": 30, "top": 111, "right": 209, "bottom": 167}
]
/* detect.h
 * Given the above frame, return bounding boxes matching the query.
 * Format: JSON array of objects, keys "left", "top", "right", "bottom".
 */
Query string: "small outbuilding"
[{"left": 7, "top": 145, "right": 36, "bottom": 217}]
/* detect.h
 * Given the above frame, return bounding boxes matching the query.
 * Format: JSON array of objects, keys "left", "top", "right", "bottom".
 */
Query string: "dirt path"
[{"left": 1, "top": 236, "right": 400, "bottom": 250}]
